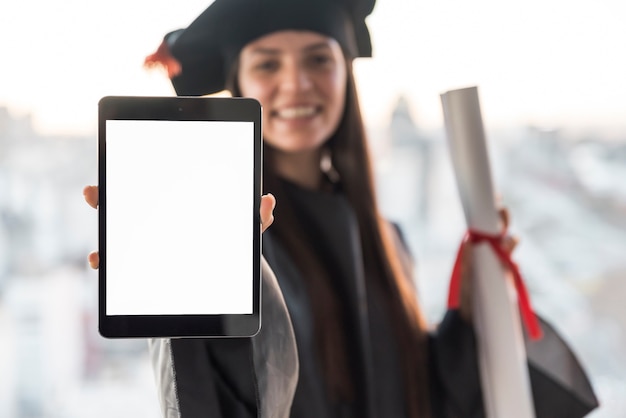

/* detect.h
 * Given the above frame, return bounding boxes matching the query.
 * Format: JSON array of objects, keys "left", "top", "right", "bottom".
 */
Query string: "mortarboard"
[{"left": 146, "top": 0, "right": 376, "bottom": 96}]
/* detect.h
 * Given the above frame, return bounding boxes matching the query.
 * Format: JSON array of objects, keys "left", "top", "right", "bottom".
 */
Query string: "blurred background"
[{"left": 0, "top": 0, "right": 624, "bottom": 416}]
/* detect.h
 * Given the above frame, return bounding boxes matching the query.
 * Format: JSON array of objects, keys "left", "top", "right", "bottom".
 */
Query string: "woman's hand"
[
  {"left": 458, "top": 207, "right": 519, "bottom": 322},
  {"left": 82, "top": 185, "right": 277, "bottom": 270}
]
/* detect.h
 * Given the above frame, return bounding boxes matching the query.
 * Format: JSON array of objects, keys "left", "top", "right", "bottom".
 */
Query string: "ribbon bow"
[{"left": 448, "top": 229, "right": 543, "bottom": 340}]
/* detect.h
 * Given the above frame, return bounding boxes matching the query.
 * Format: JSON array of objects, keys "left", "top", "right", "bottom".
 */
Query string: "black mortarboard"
[{"left": 147, "top": 0, "right": 376, "bottom": 96}]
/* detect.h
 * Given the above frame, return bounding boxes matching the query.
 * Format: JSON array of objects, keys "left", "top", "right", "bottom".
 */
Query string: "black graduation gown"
[{"left": 150, "top": 181, "right": 598, "bottom": 418}]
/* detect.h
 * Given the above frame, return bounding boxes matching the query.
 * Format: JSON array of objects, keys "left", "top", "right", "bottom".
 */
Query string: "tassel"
[{"left": 144, "top": 39, "right": 182, "bottom": 79}]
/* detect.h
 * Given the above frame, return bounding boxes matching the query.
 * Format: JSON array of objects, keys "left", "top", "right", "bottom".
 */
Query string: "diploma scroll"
[{"left": 440, "top": 87, "right": 536, "bottom": 418}]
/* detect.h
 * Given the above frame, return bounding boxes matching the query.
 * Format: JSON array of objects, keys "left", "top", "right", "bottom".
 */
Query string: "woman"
[{"left": 85, "top": 0, "right": 598, "bottom": 417}]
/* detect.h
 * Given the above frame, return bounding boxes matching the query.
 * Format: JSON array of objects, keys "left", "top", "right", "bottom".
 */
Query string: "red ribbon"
[{"left": 448, "top": 229, "right": 543, "bottom": 340}]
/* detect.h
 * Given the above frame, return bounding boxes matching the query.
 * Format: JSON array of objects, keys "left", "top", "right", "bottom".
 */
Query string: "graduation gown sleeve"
[
  {"left": 429, "top": 309, "right": 599, "bottom": 418},
  {"left": 148, "top": 257, "right": 299, "bottom": 418},
  {"left": 386, "top": 222, "right": 599, "bottom": 418}
]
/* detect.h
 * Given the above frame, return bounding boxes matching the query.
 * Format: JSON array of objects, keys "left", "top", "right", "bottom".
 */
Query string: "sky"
[{"left": 0, "top": 0, "right": 625, "bottom": 138}]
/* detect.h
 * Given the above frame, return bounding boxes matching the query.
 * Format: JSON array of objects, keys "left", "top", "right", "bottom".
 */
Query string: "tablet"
[{"left": 98, "top": 96, "right": 262, "bottom": 338}]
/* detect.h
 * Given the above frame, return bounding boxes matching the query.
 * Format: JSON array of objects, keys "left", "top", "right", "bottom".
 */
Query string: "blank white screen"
[{"left": 105, "top": 120, "right": 254, "bottom": 315}]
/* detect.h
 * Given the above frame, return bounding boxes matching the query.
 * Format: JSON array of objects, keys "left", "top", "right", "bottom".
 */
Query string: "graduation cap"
[{"left": 145, "top": 0, "right": 376, "bottom": 96}]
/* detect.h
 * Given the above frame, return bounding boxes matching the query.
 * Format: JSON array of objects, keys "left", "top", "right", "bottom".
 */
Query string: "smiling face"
[{"left": 238, "top": 30, "right": 348, "bottom": 154}]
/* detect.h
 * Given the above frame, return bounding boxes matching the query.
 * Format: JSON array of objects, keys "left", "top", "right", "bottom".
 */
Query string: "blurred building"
[
  {"left": 0, "top": 107, "right": 154, "bottom": 417},
  {"left": 1, "top": 98, "right": 625, "bottom": 416},
  {"left": 375, "top": 97, "right": 626, "bottom": 418}
]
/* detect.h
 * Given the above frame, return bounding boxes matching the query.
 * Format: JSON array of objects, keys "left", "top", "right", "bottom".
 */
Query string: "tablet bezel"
[{"left": 98, "top": 96, "right": 262, "bottom": 338}]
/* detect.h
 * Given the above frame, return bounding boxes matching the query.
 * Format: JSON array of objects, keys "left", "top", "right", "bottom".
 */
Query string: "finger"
[
  {"left": 88, "top": 251, "right": 100, "bottom": 270},
  {"left": 501, "top": 234, "right": 519, "bottom": 255},
  {"left": 260, "top": 193, "right": 276, "bottom": 233},
  {"left": 498, "top": 206, "right": 510, "bottom": 231},
  {"left": 83, "top": 185, "right": 99, "bottom": 209}
]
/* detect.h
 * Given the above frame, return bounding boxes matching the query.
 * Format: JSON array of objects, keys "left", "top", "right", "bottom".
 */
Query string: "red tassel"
[
  {"left": 448, "top": 229, "right": 543, "bottom": 340},
  {"left": 144, "top": 40, "right": 182, "bottom": 79}
]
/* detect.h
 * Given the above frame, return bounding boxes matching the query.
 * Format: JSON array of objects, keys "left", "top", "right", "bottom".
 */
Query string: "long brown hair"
[{"left": 228, "top": 56, "right": 431, "bottom": 418}]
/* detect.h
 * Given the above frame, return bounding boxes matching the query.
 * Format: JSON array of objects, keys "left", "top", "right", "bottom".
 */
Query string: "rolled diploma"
[{"left": 440, "top": 87, "right": 535, "bottom": 418}]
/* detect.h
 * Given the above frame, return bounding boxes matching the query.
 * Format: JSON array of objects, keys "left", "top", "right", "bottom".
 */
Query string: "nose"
[{"left": 280, "top": 61, "right": 312, "bottom": 93}]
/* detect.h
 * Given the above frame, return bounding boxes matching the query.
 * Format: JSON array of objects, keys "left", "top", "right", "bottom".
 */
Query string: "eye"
[
  {"left": 255, "top": 59, "right": 279, "bottom": 72},
  {"left": 308, "top": 54, "right": 333, "bottom": 67}
]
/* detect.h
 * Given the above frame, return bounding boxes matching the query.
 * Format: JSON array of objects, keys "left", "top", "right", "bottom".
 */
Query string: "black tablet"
[{"left": 98, "top": 96, "right": 262, "bottom": 338}]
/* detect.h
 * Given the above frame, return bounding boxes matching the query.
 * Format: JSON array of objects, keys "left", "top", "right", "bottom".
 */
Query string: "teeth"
[{"left": 277, "top": 106, "right": 316, "bottom": 119}]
